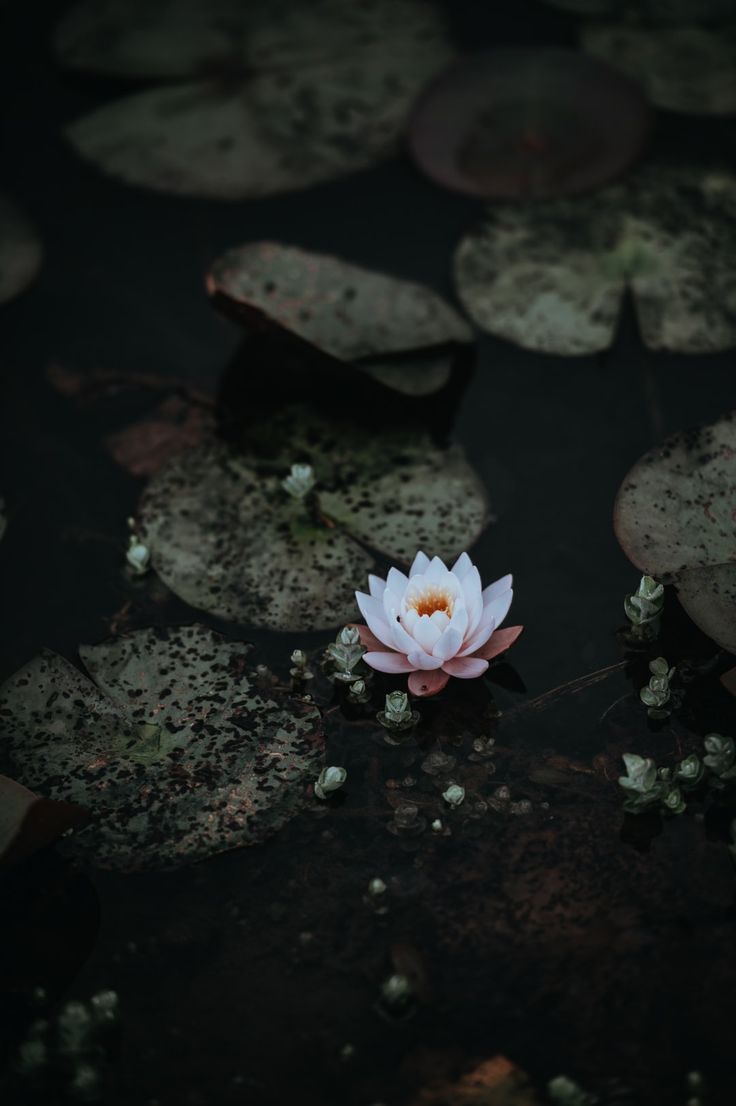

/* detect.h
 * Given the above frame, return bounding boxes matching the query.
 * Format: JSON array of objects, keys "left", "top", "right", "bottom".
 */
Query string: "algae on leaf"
[
  {"left": 614, "top": 410, "right": 736, "bottom": 654},
  {"left": 137, "top": 407, "right": 490, "bottom": 631},
  {"left": 454, "top": 165, "right": 736, "bottom": 355},
  {"left": 0, "top": 625, "right": 325, "bottom": 871}
]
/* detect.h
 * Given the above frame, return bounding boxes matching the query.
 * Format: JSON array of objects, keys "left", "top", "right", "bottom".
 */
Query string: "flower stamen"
[{"left": 407, "top": 585, "right": 454, "bottom": 619}]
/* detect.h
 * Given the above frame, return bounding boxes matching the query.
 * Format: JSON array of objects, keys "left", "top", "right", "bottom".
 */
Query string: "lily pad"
[
  {"left": 408, "top": 48, "right": 650, "bottom": 200},
  {"left": 59, "top": 0, "right": 454, "bottom": 199},
  {"left": 0, "top": 195, "right": 43, "bottom": 304},
  {"left": 453, "top": 165, "right": 736, "bottom": 355},
  {"left": 582, "top": 23, "right": 736, "bottom": 116},
  {"left": 0, "top": 624, "right": 325, "bottom": 871},
  {"left": 137, "top": 408, "right": 490, "bottom": 631},
  {"left": 0, "top": 776, "right": 87, "bottom": 867},
  {"left": 614, "top": 410, "right": 736, "bottom": 654},
  {"left": 207, "top": 242, "right": 472, "bottom": 362}
]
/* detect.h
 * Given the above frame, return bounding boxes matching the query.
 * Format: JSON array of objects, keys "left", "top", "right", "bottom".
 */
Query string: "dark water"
[{"left": 2, "top": 2, "right": 736, "bottom": 1104}]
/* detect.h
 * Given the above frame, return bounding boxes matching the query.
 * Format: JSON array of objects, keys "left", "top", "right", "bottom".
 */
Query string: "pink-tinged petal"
[
  {"left": 368, "top": 573, "right": 387, "bottom": 599},
  {"left": 390, "top": 617, "right": 418, "bottom": 656},
  {"left": 355, "top": 592, "right": 394, "bottom": 648},
  {"left": 410, "top": 551, "right": 430, "bottom": 576},
  {"left": 481, "top": 585, "right": 513, "bottom": 631},
  {"left": 450, "top": 552, "right": 473, "bottom": 579},
  {"left": 353, "top": 624, "right": 386, "bottom": 652},
  {"left": 448, "top": 603, "right": 469, "bottom": 642},
  {"left": 432, "top": 625, "right": 463, "bottom": 661},
  {"left": 382, "top": 587, "right": 402, "bottom": 621},
  {"left": 459, "top": 616, "right": 495, "bottom": 657},
  {"left": 425, "top": 555, "right": 449, "bottom": 582},
  {"left": 387, "top": 566, "right": 409, "bottom": 595},
  {"left": 407, "top": 649, "right": 444, "bottom": 671},
  {"left": 472, "top": 625, "right": 524, "bottom": 661},
  {"left": 462, "top": 567, "right": 484, "bottom": 634},
  {"left": 413, "top": 614, "right": 441, "bottom": 653},
  {"left": 442, "top": 656, "right": 489, "bottom": 679},
  {"left": 408, "top": 669, "right": 450, "bottom": 697},
  {"left": 364, "top": 651, "right": 416, "bottom": 674},
  {"left": 482, "top": 574, "right": 512, "bottom": 606}
]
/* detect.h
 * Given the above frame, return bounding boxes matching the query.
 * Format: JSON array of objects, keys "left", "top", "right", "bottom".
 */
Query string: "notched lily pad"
[
  {"left": 0, "top": 624, "right": 324, "bottom": 870},
  {"left": 0, "top": 776, "right": 87, "bottom": 867},
  {"left": 59, "top": 0, "right": 454, "bottom": 199},
  {"left": 408, "top": 48, "right": 650, "bottom": 200},
  {"left": 453, "top": 165, "right": 736, "bottom": 355},
  {"left": 582, "top": 23, "right": 736, "bottom": 116},
  {"left": 207, "top": 242, "right": 472, "bottom": 365},
  {"left": 614, "top": 410, "right": 736, "bottom": 653},
  {"left": 0, "top": 195, "right": 43, "bottom": 304},
  {"left": 137, "top": 408, "right": 490, "bottom": 631}
]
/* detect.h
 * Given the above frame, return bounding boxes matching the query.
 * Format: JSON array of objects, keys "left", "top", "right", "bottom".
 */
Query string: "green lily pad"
[
  {"left": 137, "top": 408, "right": 490, "bottom": 631},
  {"left": 0, "top": 624, "right": 325, "bottom": 871},
  {"left": 0, "top": 195, "right": 43, "bottom": 305},
  {"left": 453, "top": 165, "right": 736, "bottom": 355},
  {"left": 614, "top": 410, "right": 736, "bottom": 654},
  {"left": 582, "top": 23, "right": 736, "bottom": 116},
  {"left": 207, "top": 242, "right": 472, "bottom": 362},
  {"left": 59, "top": 0, "right": 453, "bottom": 199}
]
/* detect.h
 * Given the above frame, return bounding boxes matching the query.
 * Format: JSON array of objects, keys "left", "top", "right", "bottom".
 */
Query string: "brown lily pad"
[
  {"left": 136, "top": 407, "right": 490, "bottom": 631},
  {"left": 614, "top": 410, "right": 736, "bottom": 654},
  {"left": 207, "top": 242, "right": 472, "bottom": 363},
  {"left": 0, "top": 195, "right": 43, "bottom": 305},
  {"left": 0, "top": 776, "right": 87, "bottom": 867},
  {"left": 0, "top": 624, "right": 325, "bottom": 871},
  {"left": 408, "top": 48, "right": 651, "bottom": 200},
  {"left": 582, "top": 23, "right": 736, "bottom": 116},
  {"left": 105, "top": 394, "right": 216, "bottom": 476},
  {"left": 453, "top": 164, "right": 736, "bottom": 355},
  {"left": 59, "top": 0, "right": 454, "bottom": 199}
]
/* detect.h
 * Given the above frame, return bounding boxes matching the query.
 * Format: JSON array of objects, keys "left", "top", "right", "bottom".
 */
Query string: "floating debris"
[
  {"left": 442, "top": 783, "right": 465, "bottom": 808},
  {"left": 387, "top": 801, "right": 426, "bottom": 837},
  {"left": 314, "top": 765, "right": 347, "bottom": 800},
  {"left": 281, "top": 463, "right": 315, "bottom": 500}
]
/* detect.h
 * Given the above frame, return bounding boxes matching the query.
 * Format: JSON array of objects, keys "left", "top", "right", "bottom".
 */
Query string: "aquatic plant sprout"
[{"left": 355, "top": 551, "right": 522, "bottom": 697}]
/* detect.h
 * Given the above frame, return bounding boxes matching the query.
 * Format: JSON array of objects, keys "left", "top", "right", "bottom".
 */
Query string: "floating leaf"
[
  {"left": 137, "top": 408, "right": 490, "bottom": 631},
  {"left": 408, "top": 48, "right": 650, "bottom": 200},
  {"left": 453, "top": 165, "right": 736, "bottom": 355},
  {"left": 582, "top": 23, "right": 736, "bottom": 116},
  {"left": 614, "top": 410, "right": 736, "bottom": 654},
  {"left": 0, "top": 625, "right": 324, "bottom": 870},
  {"left": 0, "top": 776, "right": 87, "bottom": 867},
  {"left": 207, "top": 242, "right": 472, "bottom": 362},
  {"left": 0, "top": 195, "right": 42, "bottom": 305},
  {"left": 59, "top": 0, "right": 453, "bottom": 199},
  {"left": 105, "top": 395, "right": 216, "bottom": 476}
]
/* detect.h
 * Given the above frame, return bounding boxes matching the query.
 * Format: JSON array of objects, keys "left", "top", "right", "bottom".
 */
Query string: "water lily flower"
[{"left": 354, "top": 551, "right": 522, "bottom": 697}]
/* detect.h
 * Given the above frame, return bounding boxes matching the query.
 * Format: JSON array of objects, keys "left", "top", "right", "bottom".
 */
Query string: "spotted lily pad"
[
  {"left": 614, "top": 410, "right": 736, "bottom": 653},
  {"left": 59, "top": 0, "right": 453, "bottom": 199},
  {"left": 0, "top": 625, "right": 325, "bottom": 871},
  {"left": 408, "top": 48, "right": 650, "bottom": 200},
  {"left": 0, "top": 195, "right": 42, "bottom": 304},
  {"left": 208, "top": 242, "right": 472, "bottom": 365},
  {"left": 453, "top": 165, "right": 736, "bottom": 355},
  {"left": 137, "top": 408, "right": 490, "bottom": 631},
  {"left": 582, "top": 23, "right": 736, "bottom": 116}
]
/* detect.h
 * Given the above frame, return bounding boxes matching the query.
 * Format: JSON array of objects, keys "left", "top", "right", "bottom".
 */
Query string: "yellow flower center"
[{"left": 407, "top": 585, "right": 454, "bottom": 619}]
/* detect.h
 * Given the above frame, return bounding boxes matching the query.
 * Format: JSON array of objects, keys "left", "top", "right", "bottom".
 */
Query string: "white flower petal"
[
  {"left": 442, "top": 656, "right": 489, "bottom": 678},
  {"left": 410, "top": 551, "right": 430, "bottom": 576},
  {"left": 482, "top": 587, "right": 513, "bottom": 631},
  {"left": 407, "top": 649, "right": 444, "bottom": 670},
  {"left": 432, "top": 625, "right": 464, "bottom": 661},
  {"left": 402, "top": 607, "right": 418, "bottom": 633},
  {"left": 425, "top": 555, "right": 449, "bottom": 583},
  {"left": 364, "top": 651, "right": 415, "bottom": 674},
  {"left": 461, "top": 567, "right": 483, "bottom": 634},
  {"left": 429, "top": 610, "right": 450, "bottom": 632},
  {"left": 459, "top": 616, "right": 495, "bottom": 656},
  {"left": 391, "top": 617, "right": 418, "bottom": 655},
  {"left": 448, "top": 603, "right": 469, "bottom": 642},
  {"left": 482, "top": 574, "right": 513, "bottom": 607},
  {"left": 450, "top": 552, "right": 473, "bottom": 579},
  {"left": 413, "top": 614, "right": 442, "bottom": 652},
  {"left": 355, "top": 591, "right": 394, "bottom": 649},
  {"left": 368, "top": 573, "right": 387, "bottom": 599},
  {"left": 387, "top": 566, "right": 409, "bottom": 595},
  {"left": 382, "top": 586, "right": 403, "bottom": 623}
]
